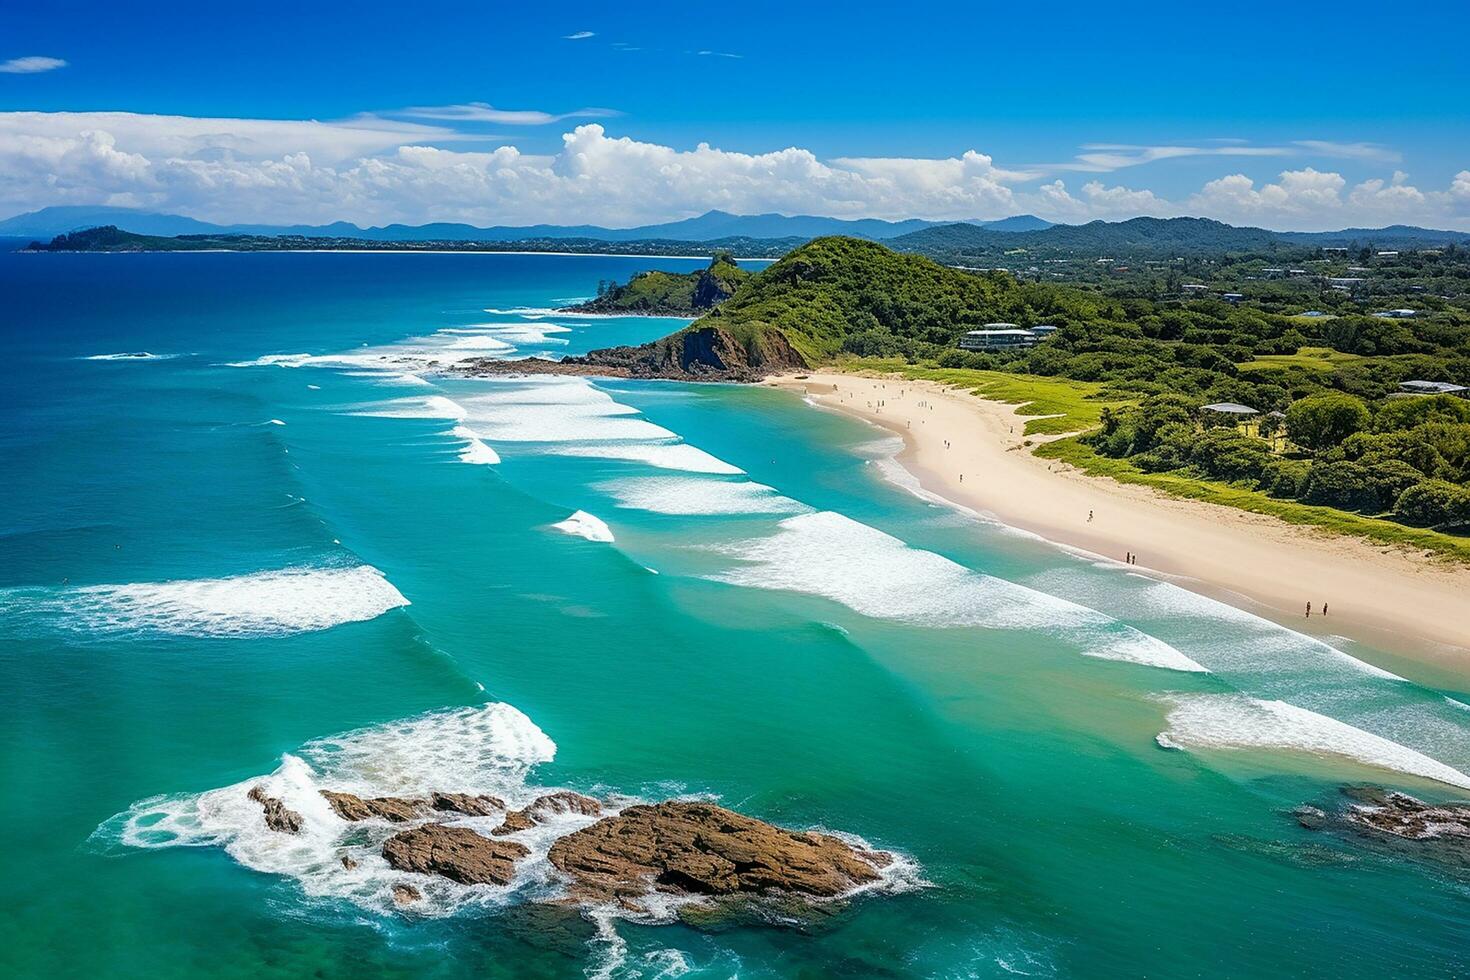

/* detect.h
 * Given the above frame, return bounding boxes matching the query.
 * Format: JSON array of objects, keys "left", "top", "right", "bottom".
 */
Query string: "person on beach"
[
  {"left": 1322, "top": 603, "right": 1329, "bottom": 617},
  {"left": 1088, "top": 510, "right": 1094, "bottom": 522},
  {"left": 1306, "top": 601, "right": 1312, "bottom": 618}
]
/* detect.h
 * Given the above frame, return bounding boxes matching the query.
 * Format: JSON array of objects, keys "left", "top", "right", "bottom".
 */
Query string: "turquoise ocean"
[{"left": 3, "top": 248, "right": 1469, "bottom": 978}]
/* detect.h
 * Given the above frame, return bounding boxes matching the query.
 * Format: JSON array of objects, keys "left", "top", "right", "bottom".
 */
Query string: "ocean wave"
[
  {"left": 355, "top": 395, "right": 469, "bottom": 420},
  {"left": 598, "top": 476, "right": 810, "bottom": 517},
  {"left": 21, "top": 564, "right": 408, "bottom": 638},
  {"left": 450, "top": 424, "right": 501, "bottom": 465},
  {"left": 454, "top": 381, "right": 676, "bottom": 443},
  {"left": 552, "top": 511, "right": 615, "bottom": 542},
  {"left": 1156, "top": 694, "right": 1470, "bottom": 790},
  {"left": 1027, "top": 570, "right": 1404, "bottom": 683},
  {"left": 83, "top": 351, "right": 175, "bottom": 361},
  {"left": 707, "top": 511, "right": 1204, "bottom": 672},
  {"left": 544, "top": 441, "right": 743, "bottom": 475}
]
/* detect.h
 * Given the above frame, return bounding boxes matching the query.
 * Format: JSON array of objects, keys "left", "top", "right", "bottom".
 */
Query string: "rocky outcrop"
[
  {"left": 431, "top": 792, "right": 504, "bottom": 817},
  {"left": 459, "top": 324, "right": 807, "bottom": 384},
  {"left": 493, "top": 791, "right": 602, "bottom": 836},
  {"left": 1295, "top": 786, "right": 1470, "bottom": 867},
  {"left": 321, "top": 791, "right": 427, "bottom": 823},
  {"left": 546, "top": 801, "right": 891, "bottom": 906},
  {"left": 392, "top": 882, "right": 421, "bottom": 905},
  {"left": 247, "top": 786, "right": 303, "bottom": 834},
  {"left": 382, "top": 825, "right": 530, "bottom": 886}
]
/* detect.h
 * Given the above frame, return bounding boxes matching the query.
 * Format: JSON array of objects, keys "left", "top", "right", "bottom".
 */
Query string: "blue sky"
[{"left": 2, "top": 0, "right": 1467, "bottom": 229}]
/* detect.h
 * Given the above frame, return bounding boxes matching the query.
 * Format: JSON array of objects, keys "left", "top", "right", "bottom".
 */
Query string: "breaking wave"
[
  {"left": 15, "top": 564, "right": 408, "bottom": 638},
  {"left": 1157, "top": 695, "right": 1470, "bottom": 790},
  {"left": 552, "top": 510, "right": 615, "bottom": 542},
  {"left": 598, "top": 476, "right": 811, "bottom": 517},
  {"left": 707, "top": 511, "right": 1204, "bottom": 673}
]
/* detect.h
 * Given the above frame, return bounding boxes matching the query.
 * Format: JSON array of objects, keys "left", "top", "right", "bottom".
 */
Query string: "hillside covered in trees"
[{"left": 565, "top": 253, "right": 750, "bottom": 315}]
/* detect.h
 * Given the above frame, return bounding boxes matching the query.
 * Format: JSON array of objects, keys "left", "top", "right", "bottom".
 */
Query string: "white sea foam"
[
  {"left": 544, "top": 442, "right": 743, "bottom": 475},
  {"left": 1025, "top": 569, "right": 1403, "bottom": 682},
  {"left": 552, "top": 510, "right": 615, "bottom": 542},
  {"left": 41, "top": 564, "right": 408, "bottom": 638},
  {"left": 84, "top": 351, "right": 173, "bottom": 361},
  {"left": 708, "top": 512, "right": 1204, "bottom": 672},
  {"left": 355, "top": 395, "right": 469, "bottom": 420},
  {"left": 598, "top": 477, "right": 810, "bottom": 517},
  {"left": 455, "top": 382, "right": 676, "bottom": 443},
  {"left": 98, "top": 702, "right": 566, "bottom": 916},
  {"left": 449, "top": 424, "right": 501, "bottom": 465},
  {"left": 267, "top": 419, "right": 286, "bottom": 426},
  {"left": 1157, "top": 695, "right": 1470, "bottom": 790}
]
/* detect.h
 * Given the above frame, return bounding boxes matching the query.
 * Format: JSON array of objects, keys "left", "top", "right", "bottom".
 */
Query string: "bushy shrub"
[
  {"left": 1285, "top": 392, "right": 1371, "bottom": 450},
  {"left": 1301, "top": 460, "right": 1379, "bottom": 511},
  {"left": 1258, "top": 458, "right": 1310, "bottom": 498},
  {"left": 1394, "top": 480, "right": 1470, "bottom": 527}
]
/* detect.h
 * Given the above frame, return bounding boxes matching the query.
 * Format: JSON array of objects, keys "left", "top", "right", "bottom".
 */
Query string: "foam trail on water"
[
  {"left": 599, "top": 476, "right": 811, "bottom": 517},
  {"left": 552, "top": 511, "right": 615, "bottom": 542},
  {"left": 543, "top": 442, "right": 743, "bottom": 475},
  {"left": 84, "top": 351, "right": 174, "bottom": 361},
  {"left": 18, "top": 565, "right": 408, "bottom": 638},
  {"left": 1157, "top": 695, "right": 1470, "bottom": 790},
  {"left": 708, "top": 511, "right": 1204, "bottom": 672}
]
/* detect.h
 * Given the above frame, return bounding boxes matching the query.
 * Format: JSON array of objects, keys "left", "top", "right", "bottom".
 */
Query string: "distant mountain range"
[
  {"left": 13, "top": 207, "right": 1468, "bottom": 261},
  {"left": 890, "top": 216, "right": 1470, "bottom": 258},
  {"left": 0, "top": 206, "right": 1053, "bottom": 243}
]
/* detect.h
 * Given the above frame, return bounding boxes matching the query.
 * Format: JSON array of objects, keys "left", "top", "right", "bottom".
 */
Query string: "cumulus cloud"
[
  {"left": 0, "top": 110, "right": 1465, "bottom": 231},
  {"left": 0, "top": 56, "right": 67, "bottom": 74}
]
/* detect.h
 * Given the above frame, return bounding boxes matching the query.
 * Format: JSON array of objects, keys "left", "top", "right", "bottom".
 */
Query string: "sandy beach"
[{"left": 773, "top": 370, "right": 1470, "bottom": 670}]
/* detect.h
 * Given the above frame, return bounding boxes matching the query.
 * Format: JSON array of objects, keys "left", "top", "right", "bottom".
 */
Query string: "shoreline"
[{"left": 772, "top": 370, "right": 1470, "bottom": 674}]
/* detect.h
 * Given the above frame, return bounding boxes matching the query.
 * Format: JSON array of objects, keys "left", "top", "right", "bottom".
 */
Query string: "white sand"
[{"left": 773, "top": 371, "right": 1470, "bottom": 666}]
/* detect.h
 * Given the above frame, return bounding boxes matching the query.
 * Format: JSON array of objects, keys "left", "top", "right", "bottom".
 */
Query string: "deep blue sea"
[{"left": 3, "top": 247, "right": 1469, "bottom": 978}]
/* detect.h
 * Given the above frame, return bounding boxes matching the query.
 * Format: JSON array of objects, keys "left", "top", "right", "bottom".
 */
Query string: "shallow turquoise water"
[{"left": 3, "top": 250, "right": 1469, "bottom": 978}]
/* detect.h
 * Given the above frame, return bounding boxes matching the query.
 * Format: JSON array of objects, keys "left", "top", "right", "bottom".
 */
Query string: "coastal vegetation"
[
  {"left": 565, "top": 252, "right": 749, "bottom": 315},
  {"left": 676, "top": 236, "right": 1470, "bottom": 552}
]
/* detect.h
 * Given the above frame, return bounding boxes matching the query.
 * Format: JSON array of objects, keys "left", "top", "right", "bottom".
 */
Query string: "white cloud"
[
  {"left": 1031, "top": 179, "right": 1173, "bottom": 220},
  {"left": 0, "top": 56, "right": 67, "bottom": 74},
  {"left": 0, "top": 110, "right": 1465, "bottom": 231},
  {"left": 394, "top": 103, "right": 618, "bottom": 125},
  {"left": 563, "top": 31, "right": 595, "bottom": 40},
  {"left": 1293, "top": 140, "right": 1402, "bottom": 163}
]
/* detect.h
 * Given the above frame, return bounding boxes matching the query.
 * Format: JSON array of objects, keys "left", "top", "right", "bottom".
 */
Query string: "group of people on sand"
[{"left": 1306, "top": 601, "right": 1329, "bottom": 618}]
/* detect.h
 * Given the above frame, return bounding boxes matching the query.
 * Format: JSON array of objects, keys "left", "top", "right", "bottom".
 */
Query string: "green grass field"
[{"left": 1236, "top": 346, "right": 1364, "bottom": 373}]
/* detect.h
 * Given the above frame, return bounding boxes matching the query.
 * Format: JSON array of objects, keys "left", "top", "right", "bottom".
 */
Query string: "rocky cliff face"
[{"left": 460, "top": 323, "right": 807, "bottom": 383}]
